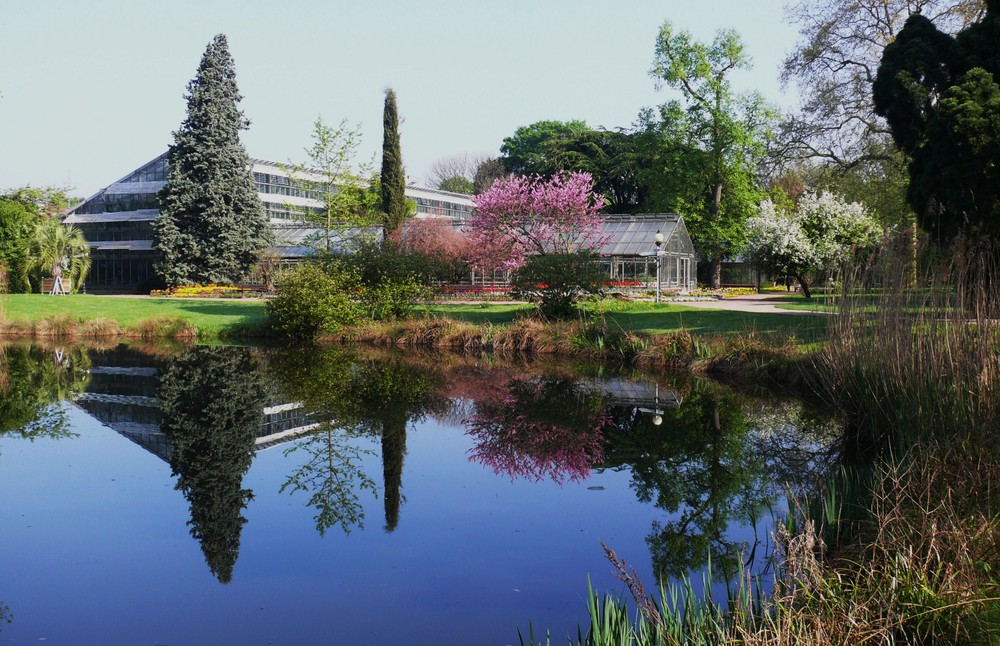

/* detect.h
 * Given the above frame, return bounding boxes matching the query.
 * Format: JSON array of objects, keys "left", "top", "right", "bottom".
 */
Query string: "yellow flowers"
[{"left": 150, "top": 284, "right": 248, "bottom": 298}]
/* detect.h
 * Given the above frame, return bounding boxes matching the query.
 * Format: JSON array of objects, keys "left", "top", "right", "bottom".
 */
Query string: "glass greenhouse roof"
[{"left": 597, "top": 215, "right": 691, "bottom": 257}]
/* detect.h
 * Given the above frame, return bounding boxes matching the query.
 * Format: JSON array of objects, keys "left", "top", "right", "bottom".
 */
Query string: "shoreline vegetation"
[{"left": 0, "top": 294, "right": 821, "bottom": 388}]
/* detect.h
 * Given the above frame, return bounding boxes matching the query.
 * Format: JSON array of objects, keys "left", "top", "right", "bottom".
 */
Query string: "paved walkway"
[{"left": 676, "top": 292, "right": 820, "bottom": 315}]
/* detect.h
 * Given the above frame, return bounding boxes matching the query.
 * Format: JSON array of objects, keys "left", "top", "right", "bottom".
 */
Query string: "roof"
[{"left": 598, "top": 214, "right": 689, "bottom": 257}]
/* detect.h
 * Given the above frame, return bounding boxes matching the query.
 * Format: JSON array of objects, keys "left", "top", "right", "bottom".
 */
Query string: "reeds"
[{"left": 816, "top": 236, "right": 1000, "bottom": 448}]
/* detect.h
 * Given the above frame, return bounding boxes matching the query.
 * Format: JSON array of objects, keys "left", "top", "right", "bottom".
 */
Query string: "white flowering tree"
[{"left": 745, "top": 191, "right": 881, "bottom": 298}]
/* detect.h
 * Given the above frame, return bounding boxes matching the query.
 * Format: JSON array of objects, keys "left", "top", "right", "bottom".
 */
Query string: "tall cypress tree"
[
  {"left": 154, "top": 34, "right": 272, "bottom": 286},
  {"left": 380, "top": 88, "right": 409, "bottom": 241}
]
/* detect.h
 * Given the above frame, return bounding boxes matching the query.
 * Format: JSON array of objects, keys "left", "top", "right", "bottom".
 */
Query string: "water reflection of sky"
[{"left": 0, "top": 344, "right": 838, "bottom": 645}]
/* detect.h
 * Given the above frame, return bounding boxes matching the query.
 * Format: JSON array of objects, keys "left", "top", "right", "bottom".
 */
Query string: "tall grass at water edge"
[{"left": 523, "top": 244, "right": 1000, "bottom": 644}]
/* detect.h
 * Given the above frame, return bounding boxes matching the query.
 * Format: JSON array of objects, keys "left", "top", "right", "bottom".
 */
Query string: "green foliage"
[
  {"left": 284, "top": 118, "right": 382, "bottom": 253},
  {"left": 380, "top": 88, "right": 409, "bottom": 239},
  {"left": 0, "top": 198, "right": 39, "bottom": 292},
  {"left": 342, "top": 241, "right": 430, "bottom": 320},
  {"left": 154, "top": 34, "right": 273, "bottom": 286},
  {"left": 473, "top": 157, "right": 506, "bottom": 194},
  {"left": 874, "top": 5, "right": 1000, "bottom": 239},
  {"left": 23, "top": 218, "right": 90, "bottom": 293},
  {"left": 265, "top": 262, "right": 363, "bottom": 337},
  {"left": 511, "top": 251, "right": 606, "bottom": 319},
  {"left": 500, "top": 120, "right": 591, "bottom": 175},
  {"left": 499, "top": 120, "right": 650, "bottom": 212},
  {"left": 437, "top": 175, "right": 474, "bottom": 194},
  {"left": 647, "top": 22, "right": 776, "bottom": 287}
]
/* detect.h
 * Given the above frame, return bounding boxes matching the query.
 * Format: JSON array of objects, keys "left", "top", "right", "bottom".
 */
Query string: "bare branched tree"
[
  {"left": 426, "top": 153, "right": 489, "bottom": 188},
  {"left": 780, "top": 0, "right": 985, "bottom": 169}
]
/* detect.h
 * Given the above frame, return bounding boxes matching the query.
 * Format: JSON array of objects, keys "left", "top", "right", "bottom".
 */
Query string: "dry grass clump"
[
  {"left": 124, "top": 316, "right": 197, "bottom": 341},
  {"left": 33, "top": 314, "right": 81, "bottom": 337},
  {"left": 0, "top": 318, "right": 32, "bottom": 337},
  {"left": 78, "top": 317, "right": 122, "bottom": 338},
  {"left": 632, "top": 330, "right": 700, "bottom": 371}
]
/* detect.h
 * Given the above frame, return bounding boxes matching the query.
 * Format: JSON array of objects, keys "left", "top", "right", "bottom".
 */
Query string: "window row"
[
  {"left": 79, "top": 221, "right": 154, "bottom": 242},
  {"left": 122, "top": 158, "right": 168, "bottom": 184},
  {"left": 74, "top": 192, "right": 160, "bottom": 215}
]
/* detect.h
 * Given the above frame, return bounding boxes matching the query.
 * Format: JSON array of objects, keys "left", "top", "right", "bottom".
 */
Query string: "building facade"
[{"left": 65, "top": 154, "right": 476, "bottom": 292}]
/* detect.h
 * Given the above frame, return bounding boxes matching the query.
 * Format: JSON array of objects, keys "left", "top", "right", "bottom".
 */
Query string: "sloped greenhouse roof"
[{"left": 597, "top": 214, "right": 688, "bottom": 257}]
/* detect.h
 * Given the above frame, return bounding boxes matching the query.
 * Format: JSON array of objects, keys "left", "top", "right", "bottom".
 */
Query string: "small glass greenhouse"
[{"left": 597, "top": 214, "right": 697, "bottom": 292}]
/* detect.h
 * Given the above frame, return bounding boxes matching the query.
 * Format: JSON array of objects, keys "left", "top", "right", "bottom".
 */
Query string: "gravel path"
[{"left": 676, "top": 292, "right": 822, "bottom": 315}]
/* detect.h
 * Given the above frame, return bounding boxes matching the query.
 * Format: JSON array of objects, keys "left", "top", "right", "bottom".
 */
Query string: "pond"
[{"left": 0, "top": 343, "right": 841, "bottom": 645}]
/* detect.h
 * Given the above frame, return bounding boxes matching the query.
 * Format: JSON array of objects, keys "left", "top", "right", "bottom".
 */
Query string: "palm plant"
[{"left": 23, "top": 219, "right": 91, "bottom": 293}]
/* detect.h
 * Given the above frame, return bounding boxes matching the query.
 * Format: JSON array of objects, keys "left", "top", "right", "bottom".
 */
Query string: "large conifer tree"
[
  {"left": 380, "top": 88, "right": 409, "bottom": 241},
  {"left": 154, "top": 34, "right": 272, "bottom": 286}
]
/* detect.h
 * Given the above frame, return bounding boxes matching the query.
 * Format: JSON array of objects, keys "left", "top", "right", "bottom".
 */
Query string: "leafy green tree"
[
  {"left": 154, "top": 34, "right": 272, "bottom": 286},
  {"left": 875, "top": 3, "right": 1000, "bottom": 238},
  {"left": 285, "top": 118, "right": 382, "bottom": 253},
  {"left": 438, "top": 175, "right": 474, "bottom": 194},
  {"left": 499, "top": 120, "right": 591, "bottom": 176},
  {"left": 500, "top": 121, "right": 651, "bottom": 212},
  {"left": 23, "top": 219, "right": 90, "bottom": 293},
  {"left": 159, "top": 346, "right": 264, "bottom": 583},
  {"left": 649, "top": 22, "right": 776, "bottom": 288},
  {"left": 380, "top": 88, "right": 411, "bottom": 240},
  {"left": 0, "top": 198, "right": 39, "bottom": 293}
]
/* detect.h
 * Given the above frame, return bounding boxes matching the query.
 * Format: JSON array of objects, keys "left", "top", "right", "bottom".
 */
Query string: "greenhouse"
[{"left": 596, "top": 214, "right": 697, "bottom": 292}]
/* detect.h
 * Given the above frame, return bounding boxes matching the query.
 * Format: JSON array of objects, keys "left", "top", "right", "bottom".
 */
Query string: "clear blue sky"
[{"left": 0, "top": 0, "right": 799, "bottom": 198}]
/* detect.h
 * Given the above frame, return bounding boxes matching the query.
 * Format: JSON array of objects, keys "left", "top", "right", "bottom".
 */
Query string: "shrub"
[
  {"left": 357, "top": 275, "right": 429, "bottom": 321},
  {"left": 511, "top": 252, "right": 606, "bottom": 319},
  {"left": 343, "top": 241, "right": 430, "bottom": 320},
  {"left": 266, "top": 262, "right": 363, "bottom": 337}
]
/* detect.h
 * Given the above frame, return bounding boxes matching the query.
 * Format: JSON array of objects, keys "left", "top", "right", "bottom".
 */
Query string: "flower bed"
[{"left": 150, "top": 284, "right": 266, "bottom": 299}]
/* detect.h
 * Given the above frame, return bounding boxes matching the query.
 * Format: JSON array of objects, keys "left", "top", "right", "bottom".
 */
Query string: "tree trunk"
[
  {"left": 710, "top": 251, "right": 723, "bottom": 290},
  {"left": 709, "top": 180, "right": 724, "bottom": 289},
  {"left": 795, "top": 274, "right": 812, "bottom": 299}
]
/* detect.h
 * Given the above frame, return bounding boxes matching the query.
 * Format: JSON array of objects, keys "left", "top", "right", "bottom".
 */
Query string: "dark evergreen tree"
[
  {"left": 159, "top": 346, "right": 264, "bottom": 583},
  {"left": 380, "top": 88, "right": 409, "bottom": 241},
  {"left": 874, "top": 2, "right": 1000, "bottom": 239},
  {"left": 154, "top": 34, "right": 272, "bottom": 286},
  {"left": 472, "top": 157, "right": 507, "bottom": 195}
]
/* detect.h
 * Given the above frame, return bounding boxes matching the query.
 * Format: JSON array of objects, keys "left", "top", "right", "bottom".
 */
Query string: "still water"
[{"left": 0, "top": 343, "right": 839, "bottom": 645}]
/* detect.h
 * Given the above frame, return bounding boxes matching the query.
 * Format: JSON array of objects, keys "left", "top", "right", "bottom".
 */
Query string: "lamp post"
[{"left": 653, "top": 231, "right": 664, "bottom": 303}]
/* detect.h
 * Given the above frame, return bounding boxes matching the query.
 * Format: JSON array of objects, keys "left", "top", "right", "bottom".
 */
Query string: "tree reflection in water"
[
  {"left": 603, "top": 383, "right": 839, "bottom": 582},
  {"left": 279, "top": 422, "right": 378, "bottom": 536},
  {"left": 0, "top": 344, "right": 89, "bottom": 443},
  {"left": 465, "top": 377, "right": 615, "bottom": 483},
  {"left": 158, "top": 346, "right": 265, "bottom": 583},
  {"left": 266, "top": 347, "right": 449, "bottom": 534},
  {"left": 464, "top": 370, "right": 839, "bottom": 583}
]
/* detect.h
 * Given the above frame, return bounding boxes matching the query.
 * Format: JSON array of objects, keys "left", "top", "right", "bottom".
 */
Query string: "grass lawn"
[
  {"left": 0, "top": 294, "right": 268, "bottom": 338},
  {"left": 2, "top": 295, "right": 828, "bottom": 344}
]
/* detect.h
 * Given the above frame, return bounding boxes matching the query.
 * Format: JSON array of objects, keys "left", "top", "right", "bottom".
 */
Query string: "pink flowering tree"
[
  {"left": 468, "top": 172, "right": 608, "bottom": 272},
  {"left": 465, "top": 377, "right": 616, "bottom": 484}
]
